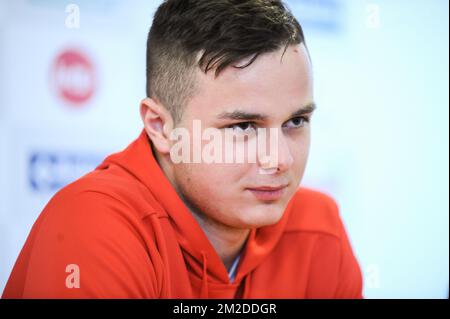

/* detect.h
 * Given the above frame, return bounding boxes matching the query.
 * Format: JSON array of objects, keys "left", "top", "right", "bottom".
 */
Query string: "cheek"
[
  {"left": 174, "top": 163, "right": 247, "bottom": 199},
  {"left": 173, "top": 163, "right": 253, "bottom": 226},
  {"left": 290, "top": 135, "right": 311, "bottom": 179},
  {"left": 294, "top": 146, "right": 309, "bottom": 168}
]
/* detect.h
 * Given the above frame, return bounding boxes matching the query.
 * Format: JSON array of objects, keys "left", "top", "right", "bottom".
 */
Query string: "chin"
[{"left": 237, "top": 205, "right": 286, "bottom": 228}]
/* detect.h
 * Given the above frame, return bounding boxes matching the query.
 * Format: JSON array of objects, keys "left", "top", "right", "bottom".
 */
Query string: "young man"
[{"left": 2, "top": 0, "right": 363, "bottom": 298}]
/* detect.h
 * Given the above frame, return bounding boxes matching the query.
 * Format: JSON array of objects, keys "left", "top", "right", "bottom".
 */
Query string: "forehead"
[{"left": 185, "top": 43, "right": 313, "bottom": 122}]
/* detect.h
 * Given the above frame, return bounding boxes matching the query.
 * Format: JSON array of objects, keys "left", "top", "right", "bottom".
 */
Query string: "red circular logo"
[{"left": 50, "top": 49, "right": 96, "bottom": 106}]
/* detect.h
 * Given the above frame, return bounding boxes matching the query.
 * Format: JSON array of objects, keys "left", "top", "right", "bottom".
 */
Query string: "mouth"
[{"left": 246, "top": 184, "right": 289, "bottom": 202}]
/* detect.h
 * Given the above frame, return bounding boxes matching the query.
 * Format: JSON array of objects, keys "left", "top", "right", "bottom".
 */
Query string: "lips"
[{"left": 246, "top": 184, "right": 288, "bottom": 201}]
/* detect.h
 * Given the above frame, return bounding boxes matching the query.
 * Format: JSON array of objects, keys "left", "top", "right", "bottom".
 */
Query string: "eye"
[
  {"left": 227, "top": 122, "right": 257, "bottom": 134},
  {"left": 283, "top": 116, "right": 310, "bottom": 129}
]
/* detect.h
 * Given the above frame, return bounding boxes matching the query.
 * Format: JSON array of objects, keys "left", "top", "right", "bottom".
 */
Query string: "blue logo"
[{"left": 29, "top": 151, "right": 103, "bottom": 192}]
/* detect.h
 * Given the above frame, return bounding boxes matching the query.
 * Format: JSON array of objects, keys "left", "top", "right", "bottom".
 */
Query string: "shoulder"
[
  {"left": 282, "top": 187, "right": 364, "bottom": 298},
  {"left": 284, "top": 187, "right": 343, "bottom": 239},
  {"left": 34, "top": 168, "right": 148, "bottom": 249},
  {"left": 44, "top": 163, "right": 163, "bottom": 223},
  {"left": 31, "top": 163, "right": 165, "bottom": 256},
  {"left": 12, "top": 166, "right": 161, "bottom": 297}
]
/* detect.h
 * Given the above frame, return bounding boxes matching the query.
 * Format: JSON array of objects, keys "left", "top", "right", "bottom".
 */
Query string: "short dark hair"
[{"left": 146, "top": 0, "right": 305, "bottom": 123}]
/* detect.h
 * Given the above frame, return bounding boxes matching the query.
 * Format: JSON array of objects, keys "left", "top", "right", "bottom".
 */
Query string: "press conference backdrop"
[{"left": 0, "top": 0, "right": 448, "bottom": 298}]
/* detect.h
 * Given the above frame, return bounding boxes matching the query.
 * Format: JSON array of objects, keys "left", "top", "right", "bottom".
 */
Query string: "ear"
[{"left": 140, "top": 97, "right": 173, "bottom": 154}]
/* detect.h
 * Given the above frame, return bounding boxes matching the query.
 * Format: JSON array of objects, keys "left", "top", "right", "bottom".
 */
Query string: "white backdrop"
[{"left": 0, "top": 0, "right": 448, "bottom": 298}]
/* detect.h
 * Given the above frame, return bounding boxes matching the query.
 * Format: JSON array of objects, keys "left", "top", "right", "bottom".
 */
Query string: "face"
[{"left": 168, "top": 43, "right": 314, "bottom": 229}]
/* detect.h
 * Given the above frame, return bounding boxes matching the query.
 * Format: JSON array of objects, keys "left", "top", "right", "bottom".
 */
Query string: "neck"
[
  {"left": 191, "top": 211, "right": 250, "bottom": 271},
  {"left": 176, "top": 183, "right": 250, "bottom": 271}
]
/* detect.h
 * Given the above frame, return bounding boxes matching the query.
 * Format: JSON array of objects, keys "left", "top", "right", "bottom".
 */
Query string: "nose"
[{"left": 257, "top": 128, "right": 293, "bottom": 174}]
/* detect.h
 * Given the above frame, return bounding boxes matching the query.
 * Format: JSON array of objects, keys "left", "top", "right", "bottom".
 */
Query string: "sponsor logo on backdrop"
[
  {"left": 50, "top": 48, "right": 97, "bottom": 106},
  {"left": 29, "top": 151, "right": 103, "bottom": 192}
]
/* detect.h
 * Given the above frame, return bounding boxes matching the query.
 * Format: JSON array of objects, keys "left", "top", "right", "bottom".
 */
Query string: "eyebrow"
[{"left": 216, "top": 102, "right": 317, "bottom": 121}]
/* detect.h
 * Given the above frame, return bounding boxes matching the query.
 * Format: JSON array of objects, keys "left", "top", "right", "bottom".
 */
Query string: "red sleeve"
[{"left": 2, "top": 189, "right": 159, "bottom": 298}]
